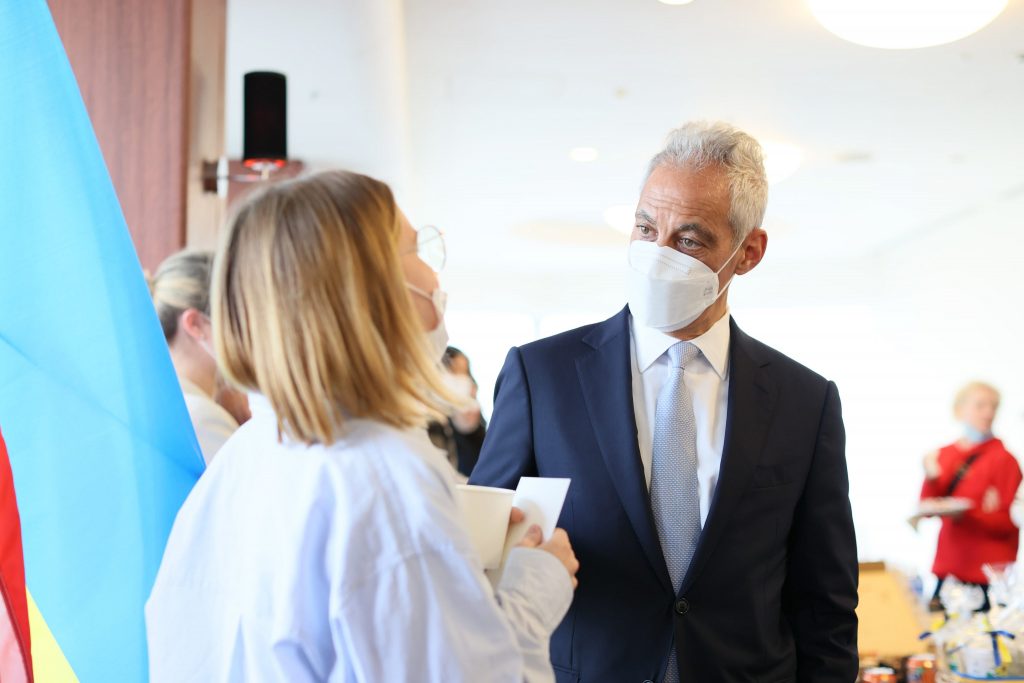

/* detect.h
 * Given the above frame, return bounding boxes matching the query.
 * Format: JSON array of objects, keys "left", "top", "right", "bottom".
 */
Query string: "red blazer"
[{"left": 921, "top": 438, "right": 1021, "bottom": 584}]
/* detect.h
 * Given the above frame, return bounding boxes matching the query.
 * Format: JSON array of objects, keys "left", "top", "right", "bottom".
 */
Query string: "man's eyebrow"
[
  {"left": 635, "top": 209, "right": 655, "bottom": 224},
  {"left": 669, "top": 222, "right": 717, "bottom": 245},
  {"left": 635, "top": 210, "right": 719, "bottom": 245}
]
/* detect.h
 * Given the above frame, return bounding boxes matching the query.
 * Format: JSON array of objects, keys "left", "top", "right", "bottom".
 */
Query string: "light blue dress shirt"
[{"left": 630, "top": 310, "right": 731, "bottom": 526}]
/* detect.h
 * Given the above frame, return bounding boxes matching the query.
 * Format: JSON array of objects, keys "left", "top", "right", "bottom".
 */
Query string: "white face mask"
[
  {"left": 407, "top": 283, "right": 450, "bottom": 361},
  {"left": 444, "top": 373, "right": 476, "bottom": 401},
  {"left": 627, "top": 240, "right": 742, "bottom": 332}
]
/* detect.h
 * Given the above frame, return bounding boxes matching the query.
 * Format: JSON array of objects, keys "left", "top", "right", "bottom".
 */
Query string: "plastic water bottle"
[{"left": 910, "top": 573, "right": 924, "bottom": 600}]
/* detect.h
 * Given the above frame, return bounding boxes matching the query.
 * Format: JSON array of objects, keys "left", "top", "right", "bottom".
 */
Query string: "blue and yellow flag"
[{"left": 0, "top": 1, "right": 206, "bottom": 680}]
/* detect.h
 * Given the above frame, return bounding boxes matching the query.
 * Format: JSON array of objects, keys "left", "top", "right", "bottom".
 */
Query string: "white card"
[{"left": 487, "top": 477, "right": 570, "bottom": 586}]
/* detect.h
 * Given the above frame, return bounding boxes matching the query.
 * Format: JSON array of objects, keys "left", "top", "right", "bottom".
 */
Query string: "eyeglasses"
[{"left": 414, "top": 225, "right": 446, "bottom": 272}]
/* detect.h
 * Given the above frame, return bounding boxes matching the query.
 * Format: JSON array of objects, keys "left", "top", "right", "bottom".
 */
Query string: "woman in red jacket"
[{"left": 921, "top": 381, "right": 1021, "bottom": 612}]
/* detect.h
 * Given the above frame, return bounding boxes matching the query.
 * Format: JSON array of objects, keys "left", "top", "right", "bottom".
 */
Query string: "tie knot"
[{"left": 667, "top": 341, "right": 700, "bottom": 369}]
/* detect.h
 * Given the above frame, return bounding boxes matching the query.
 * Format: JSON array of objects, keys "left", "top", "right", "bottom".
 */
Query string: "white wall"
[
  {"left": 226, "top": 0, "right": 412, "bottom": 194},
  {"left": 444, "top": 191, "right": 1024, "bottom": 584},
  {"left": 226, "top": 1, "right": 1024, "bottom": 579}
]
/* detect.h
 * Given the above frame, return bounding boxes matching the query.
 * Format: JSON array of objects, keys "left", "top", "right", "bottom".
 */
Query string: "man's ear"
[{"left": 734, "top": 228, "right": 767, "bottom": 276}]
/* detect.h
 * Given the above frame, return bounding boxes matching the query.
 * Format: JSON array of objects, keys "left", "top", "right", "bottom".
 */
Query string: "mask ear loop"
[
  {"left": 406, "top": 282, "right": 432, "bottom": 300},
  {"left": 714, "top": 239, "right": 747, "bottom": 276},
  {"left": 407, "top": 282, "right": 446, "bottom": 334},
  {"left": 710, "top": 237, "right": 748, "bottom": 302}
]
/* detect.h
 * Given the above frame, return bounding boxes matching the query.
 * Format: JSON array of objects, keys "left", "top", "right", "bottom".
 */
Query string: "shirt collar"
[
  {"left": 630, "top": 310, "right": 731, "bottom": 380},
  {"left": 178, "top": 375, "right": 209, "bottom": 399}
]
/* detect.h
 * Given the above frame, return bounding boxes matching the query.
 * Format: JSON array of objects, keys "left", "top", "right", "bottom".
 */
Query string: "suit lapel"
[
  {"left": 576, "top": 308, "right": 674, "bottom": 594},
  {"left": 681, "top": 320, "right": 777, "bottom": 592}
]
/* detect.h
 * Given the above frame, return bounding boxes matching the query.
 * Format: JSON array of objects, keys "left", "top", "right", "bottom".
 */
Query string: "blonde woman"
[
  {"left": 145, "top": 171, "right": 578, "bottom": 682},
  {"left": 150, "top": 251, "right": 245, "bottom": 462},
  {"left": 921, "top": 381, "right": 1021, "bottom": 611}
]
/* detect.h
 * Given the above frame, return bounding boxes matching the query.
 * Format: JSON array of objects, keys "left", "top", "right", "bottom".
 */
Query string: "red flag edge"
[{"left": 0, "top": 429, "right": 33, "bottom": 682}]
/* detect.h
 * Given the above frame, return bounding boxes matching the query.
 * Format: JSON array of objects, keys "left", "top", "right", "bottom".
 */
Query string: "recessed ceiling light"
[
  {"left": 807, "top": 0, "right": 1008, "bottom": 50},
  {"left": 658, "top": 0, "right": 695, "bottom": 4},
  {"left": 603, "top": 205, "right": 636, "bottom": 235},
  {"left": 761, "top": 141, "right": 803, "bottom": 185},
  {"left": 835, "top": 150, "right": 874, "bottom": 164},
  {"left": 569, "top": 147, "right": 599, "bottom": 162}
]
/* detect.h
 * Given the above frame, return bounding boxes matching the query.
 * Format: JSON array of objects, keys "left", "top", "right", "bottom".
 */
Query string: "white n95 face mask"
[
  {"left": 407, "top": 283, "right": 450, "bottom": 361},
  {"left": 627, "top": 240, "right": 742, "bottom": 332}
]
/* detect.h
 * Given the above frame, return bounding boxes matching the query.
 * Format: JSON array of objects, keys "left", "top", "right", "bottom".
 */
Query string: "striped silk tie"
[{"left": 650, "top": 341, "right": 702, "bottom": 683}]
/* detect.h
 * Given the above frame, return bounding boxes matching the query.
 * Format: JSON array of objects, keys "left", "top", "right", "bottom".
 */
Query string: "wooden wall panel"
[
  {"left": 47, "top": 0, "right": 193, "bottom": 271},
  {"left": 186, "top": 0, "right": 227, "bottom": 251}
]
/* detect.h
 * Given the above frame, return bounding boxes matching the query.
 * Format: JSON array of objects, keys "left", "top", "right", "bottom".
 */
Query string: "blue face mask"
[{"left": 963, "top": 423, "right": 992, "bottom": 444}]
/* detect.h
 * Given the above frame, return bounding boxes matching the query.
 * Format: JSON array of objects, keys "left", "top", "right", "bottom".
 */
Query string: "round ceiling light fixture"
[
  {"left": 807, "top": 0, "right": 1008, "bottom": 50},
  {"left": 658, "top": 0, "right": 695, "bottom": 5}
]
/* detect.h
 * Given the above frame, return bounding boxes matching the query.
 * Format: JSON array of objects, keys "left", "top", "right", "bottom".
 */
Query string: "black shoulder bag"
[{"left": 944, "top": 452, "right": 982, "bottom": 497}]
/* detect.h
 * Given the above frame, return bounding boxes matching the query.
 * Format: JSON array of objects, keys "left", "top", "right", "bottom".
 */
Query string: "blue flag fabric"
[{"left": 0, "top": 1, "right": 205, "bottom": 680}]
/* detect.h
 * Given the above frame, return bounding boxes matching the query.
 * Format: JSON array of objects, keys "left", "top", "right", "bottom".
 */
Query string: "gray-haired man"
[{"left": 471, "top": 121, "right": 859, "bottom": 682}]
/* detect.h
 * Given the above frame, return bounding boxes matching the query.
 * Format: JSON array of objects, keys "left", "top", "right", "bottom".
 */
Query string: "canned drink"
[
  {"left": 906, "top": 654, "right": 936, "bottom": 683},
  {"left": 862, "top": 667, "right": 897, "bottom": 683}
]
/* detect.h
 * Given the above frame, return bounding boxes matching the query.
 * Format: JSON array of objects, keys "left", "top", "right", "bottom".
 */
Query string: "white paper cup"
[{"left": 455, "top": 484, "right": 515, "bottom": 570}]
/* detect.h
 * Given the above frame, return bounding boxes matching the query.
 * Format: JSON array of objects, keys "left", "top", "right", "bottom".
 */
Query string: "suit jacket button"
[
  {"left": 643, "top": 680, "right": 655, "bottom": 683},
  {"left": 674, "top": 597, "right": 690, "bottom": 615}
]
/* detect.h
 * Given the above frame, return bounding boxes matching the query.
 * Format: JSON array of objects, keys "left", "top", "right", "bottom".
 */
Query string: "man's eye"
[
  {"left": 637, "top": 225, "right": 652, "bottom": 236},
  {"left": 678, "top": 237, "right": 699, "bottom": 249}
]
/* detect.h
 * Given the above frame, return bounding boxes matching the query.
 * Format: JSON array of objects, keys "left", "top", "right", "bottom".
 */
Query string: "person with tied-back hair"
[
  {"left": 150, "top": 250, "right": 243, "bottom": 463},
  {"left": 145, "top": 170, "right": 579, "bottom": 683}
]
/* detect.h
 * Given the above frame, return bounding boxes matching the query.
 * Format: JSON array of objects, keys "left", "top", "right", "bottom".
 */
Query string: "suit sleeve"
[
  {"left": 469, "top": 347, "right": 538, "bottom": 488},
  {"left": 783, "top": 381, "right": 859, "bottom": 683}
]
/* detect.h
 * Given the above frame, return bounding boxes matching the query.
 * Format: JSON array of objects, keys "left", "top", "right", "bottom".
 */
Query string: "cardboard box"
[{"left": 858, "top": 562, "right": 932, "bottom": 660}]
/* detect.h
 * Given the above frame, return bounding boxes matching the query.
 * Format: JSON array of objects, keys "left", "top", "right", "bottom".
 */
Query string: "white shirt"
[
  {"left": 178, "top": 376, "right": 238, "bottom": 464},
  {"left": 146, "top": 396, "right": 572, "bottom": 683},
  {"left": 630, "top": 311, "right": 731, "bottom": 527}
]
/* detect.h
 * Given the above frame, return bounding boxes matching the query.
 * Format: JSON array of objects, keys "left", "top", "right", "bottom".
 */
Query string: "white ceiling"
[
  {"left": 403, "top": 0, "right": 1024, "bottom": 258},
  {"left": 227, "top": 0, "right": 1024, "bottom": 310}
]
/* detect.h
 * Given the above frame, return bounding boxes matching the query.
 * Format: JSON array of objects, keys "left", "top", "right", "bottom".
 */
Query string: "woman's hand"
[
  {"left": 982, "top": 486, "right": 1001, "bottom": 514},
  {"left": 923, "top": 450, "right": 941, "bottom": 480},
  {"left": 517, "top": 523, "right": 580, "bottom": 589}
]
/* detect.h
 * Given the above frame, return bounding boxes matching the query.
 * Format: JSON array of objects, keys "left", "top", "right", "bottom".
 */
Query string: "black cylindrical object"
[{"left": 243, "top": 71, "right": 287, "bottom": 165}]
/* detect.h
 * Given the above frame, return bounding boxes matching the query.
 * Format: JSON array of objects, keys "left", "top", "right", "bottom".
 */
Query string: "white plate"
[{"left": 917, "top": 497, "right": 974, "bottom": 516}]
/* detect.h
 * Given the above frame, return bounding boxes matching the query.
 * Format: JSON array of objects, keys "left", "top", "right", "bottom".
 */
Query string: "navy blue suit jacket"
[{"left": 470, "top": 308, "right": 858, "bottom": 683}]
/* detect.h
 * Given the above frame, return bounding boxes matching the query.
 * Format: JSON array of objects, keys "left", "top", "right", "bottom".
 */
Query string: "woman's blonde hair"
[
  {"left": 211, "top": 170, "right": 450, "bottom": 445},
  {"left": 953, "top": 381, "right": 1001, "bottom": 413},
  {"left": 150, "top": 250, "right": 214, "bottom": 341}
]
